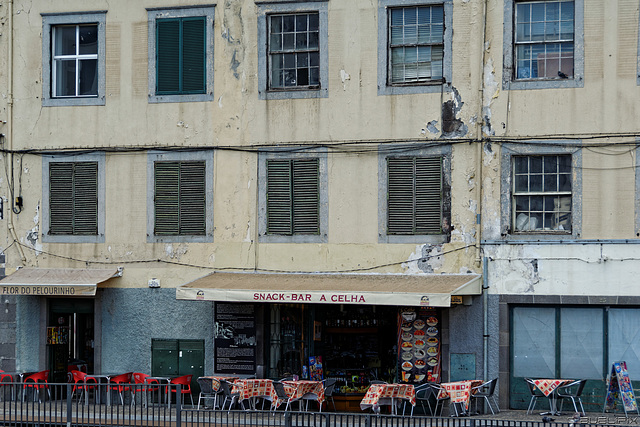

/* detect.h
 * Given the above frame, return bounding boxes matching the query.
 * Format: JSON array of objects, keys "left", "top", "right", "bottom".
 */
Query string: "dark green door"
[{"left": 152, "top": 339, "right": 205, "bottom": 398}]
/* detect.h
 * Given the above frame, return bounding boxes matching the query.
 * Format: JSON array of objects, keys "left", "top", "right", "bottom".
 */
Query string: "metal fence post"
[
  {"left": 176, "top": 384, "right": 182, "bottom": 427},
  {"left": 284, "top": 411, "right": 292, "bottom": 427},
  {"left": 66, "top": 383, "right": 72, "bottom": 427},
  {"left": 365, "top": 414, "right": 372, "bottom": 427}
]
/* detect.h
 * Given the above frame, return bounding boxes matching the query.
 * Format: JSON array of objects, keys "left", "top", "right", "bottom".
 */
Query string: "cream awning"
[
  {"left": 176, "top": 272, "right": 482, "bottom": 307},
  {"left": 0, "top": 267, "right": 119, "bottom": 296}
]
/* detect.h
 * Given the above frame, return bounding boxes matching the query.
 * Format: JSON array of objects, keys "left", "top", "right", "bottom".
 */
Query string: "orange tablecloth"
[
  {"left": 532, "top": 379, "right": 573, "bottom": 397},
  {"left": 283, "top": 380, "right": 325, "bottom": 404},
  {"left": 202, "top": 376, "right": 240, "bottom": 392},
  {"left": 232, "top": 379, "right": 279, "bottom": 408},
  {"left": 360, "top": 384, "right": 416, "bottom": 413},
  {"left": 438, "top": 380, "right": 483, "bottom": 411}
]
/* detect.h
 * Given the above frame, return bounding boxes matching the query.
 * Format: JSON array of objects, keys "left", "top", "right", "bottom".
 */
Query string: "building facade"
[{"left": 0, "top": 0, "right": 637, "bottom": 412}]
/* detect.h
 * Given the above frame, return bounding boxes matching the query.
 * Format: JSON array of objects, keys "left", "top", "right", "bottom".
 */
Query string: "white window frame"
[
  {"left": 52, "top": 24, "right": 99, "bottom": 98},
  {"left": 42, "top": 12, "right": 106, "bottom": 106}
]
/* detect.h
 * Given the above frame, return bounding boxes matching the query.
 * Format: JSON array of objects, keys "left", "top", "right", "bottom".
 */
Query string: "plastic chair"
[
  {"left": 271, "top": 381, "right": 294, "bottom": 412},
  {"left": 524, "top": 378, "right": 546, "bottom": 414},
  {"left": 322, "top": 378, "right": 337, "bottom": 411},
  {"left": 167, "top": 374, "right": 194, "bottom": 407},
  {"left": 131, "top": 372, "right": 158, "bottom": 407},
  {"left": 71, "top": 370, "right": 98, "bottom": 403},
  {"left": 471, "top": 378, "right": 499, "bottom": 414},
  {"left": 0, "top": 370, "right": 14, "bottom": 401},
  {"left": 23, "top": 370, "right": 50, "bottom": 402},
  {"left": 108, "top": 372, "right": 133, "bottom": 405},
  {"left": 197, "top": 377, "right": 222, "bottom": 409},
  {"left": 557, "top": 379, "right": 587, "bottom": 415},
  {"left": 219, "top": 379, "right": 243, "bottom": 411}
]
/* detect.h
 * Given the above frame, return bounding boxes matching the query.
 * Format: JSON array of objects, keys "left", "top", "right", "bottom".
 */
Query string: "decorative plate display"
[
  {"left": 401, "top": 341, "right": 413, "bottom": 349},
  {"left": 413, "top": 319, "right": 426, "bottom": 329},
  {"left": 414, "top": 339, "right": 426, "bottom": 349},
  {"left": 402, "top": 311, "right": 417, "bottom": 322},
  {"left": 414, "top": 349, "right": 426, "bottom": 359},
  {"left": 427, "top": 337, "right": 439, "bottom": 346},
  {"left": 426, "top": 326, "right": 438, "bottom": 336},
  {"left": 414, "top": 329, "right": 426, "bottom": 338},
  {"left": 401, "top": 322, "right": 413, "bottom": 331},
  {"left": 402, "top": 361, "right": 413, "bottom": 371},
  {"left": 427, "top": 357, "right": 438, "bottom": 367},
  {"left": 414, "top": 374, "right": 426, "bottom": 382},
  {"left": 415, "top": 359, "right": 426, "bottom": 369},
  {"left": 402, "top": 332, "right": 413, "bottom": 341},
  {"left": 426, "top": 316, "right": 438, "bottom": 327},
  {"left": 426, "top": 346, "right": 438, "bottom": 356},
  {"left": 402, "top": 351, "right": 413, "bottom": 361}
]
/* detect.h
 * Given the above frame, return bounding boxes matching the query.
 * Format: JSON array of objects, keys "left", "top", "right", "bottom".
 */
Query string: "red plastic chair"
[
  {"left": 0, "top": 370, "right": 14, "bottom": 401},
  {"left": 131, "top": 372, "right": 159, "bottom": 407},
  {"left": 71, "top": 370, "right": 98, "bottom": 403},
  {"left": 167, "top": 374, "right": 193, "bottom": 407},
  {"left": 23, "top": 370, "right": 50, "bottom": 402},
  {"left": 108, "top": 372, "right": 132, "bottom": 405}
]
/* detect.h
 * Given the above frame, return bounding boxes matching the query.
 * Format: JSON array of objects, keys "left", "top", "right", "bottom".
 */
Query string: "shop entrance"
[
  {"left": 267, "top": 304, "right": 306, "bottom": 378},
  {"left": 47, "top": 298, "right": 95, "bottom": 383}
]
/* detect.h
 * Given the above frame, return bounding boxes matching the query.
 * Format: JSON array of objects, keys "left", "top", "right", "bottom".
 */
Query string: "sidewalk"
[{"left": 474, "top": 410, "right": 640, "bottom": 425}]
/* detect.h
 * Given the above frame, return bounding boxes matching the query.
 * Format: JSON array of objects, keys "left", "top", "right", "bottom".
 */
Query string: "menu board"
[
  {"left": 214, "top": 303, "right": 257, "bottom": 375},
  {"left": 47, "top": 326, "right": 69, "bottom": 345},
  {"left": 397, "top": 307, "right": 440, "bottom": 384},
  {"left": 604, "top": 361, "right": 638, "bottom": 414},
  {"left": 309, "top": 356, "right": 324, "bottom": 380}
]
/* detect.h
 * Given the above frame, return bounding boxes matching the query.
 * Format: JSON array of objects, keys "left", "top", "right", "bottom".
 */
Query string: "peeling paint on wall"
[
  {"left": 164, "top": 243, "right": 188, "bottom": 260},
  {"left": 426, "top": 120, "right": 439, "bottom": 134},
  {"left": 442, "top": 87, "right": 468, "bottom": 138},
  {"left": 340, "top": 70, "right": 350, "bottom": 90},
  {"left": 403, "top": 244, "right": 444, "bottom": 273},
  {"left": 244, "top": 221, "right": 252, "bottom": 242},
  {"left": 482, "top": 57, "right": 499, "bottom": 136}
]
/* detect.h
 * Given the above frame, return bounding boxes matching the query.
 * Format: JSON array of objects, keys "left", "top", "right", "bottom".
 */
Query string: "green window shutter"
[
  {"left": 154, "top": 162, "right": 180, "bottom": 235},
  {"left": 266, "top": 159, "right": 293, "bottom": 235},
  {"left": 292, "top": 159, "right": 319, "bottom": 234},
  {"left": 415, "top": 157, "right": 443, "bottom": 234},
  {"left": 49, "top": 163, "right": 75, "bottom": 235},
  {"left": 179, "top": 161, "right": 206, "bottom": 235},
  {"left": 387, "top": 157, "right": 442, "bottom": 235},
  {"left": 181, "top": 17, "right": 206, "bottom": 93},
  {"left": 73, "top": 162, "right": 99, "bottom": 235},
  {"left": 157, "top": 19, "right": 181, "bottom": 94},
  {"left": 49, "top": 162, "right": 98, "bottom": 236}
]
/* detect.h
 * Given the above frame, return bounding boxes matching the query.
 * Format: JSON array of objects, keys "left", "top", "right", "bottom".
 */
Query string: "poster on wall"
[
  {"left": 397, "top": 307, "right": 440, "bottom": 384},
  {"left": 214, "top": 302, "right": 257, "bottom": 375},
  {"left": 604, "top": 361, "right": 638, "bottom": 414}
]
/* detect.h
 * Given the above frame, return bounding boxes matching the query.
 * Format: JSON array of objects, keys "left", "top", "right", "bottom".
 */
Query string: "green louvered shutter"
[
  {"left": 179, "top": 161, "right": 206, "bottom": 235},
  {"left": 181, "top": 17, "right": 206, "bottom": 94},
  {"left": 157, "top": 19, "right": 181, "bottom": 94},
  {"left": 49, "top": 163, "right": 74, "bottom": 235},
  {"left": 388, "top": 157, "right": 442, "bottom": 235},
  {"left": 292, "top": 159, "right": 319, "bottom": 234},
  {"left": 154, "top": 162, "right": 180, "bottom": 235},
  {"left": 415, "top": 157, "right": 443, "bottom": 234},
  {"left": 73, "top": 162, "right": 98, "bottom": 235},
  {"left": 266, "top": 159, "right": 292, "bottom": 235},
  {"left": 49, "top": 162, "right": 98, "bottom": 235}
]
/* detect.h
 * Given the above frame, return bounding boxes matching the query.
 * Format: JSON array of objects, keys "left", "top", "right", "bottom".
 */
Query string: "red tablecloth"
[
  {"left": 438, "top": 380, "right": 483, "bottom": 411},
  {"left": 533, "top": 379, "right": 574, "bottom": 397},
  {"left": 283, "top": 380, "right": 325, "bottom": 404},
  {"left": 360, "top": 384, "right": 416, "bottom": 412},
  {"left": 202, "top": 376, "right": 240, "bottom": 392},
  {"left": 232, "top": 379, "right": 279, "bottom": 408}
]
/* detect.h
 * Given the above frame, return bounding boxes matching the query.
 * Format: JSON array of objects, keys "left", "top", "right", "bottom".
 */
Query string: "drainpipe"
[{"left": 5, "top": 0, "right": 26, "bottom": 264}]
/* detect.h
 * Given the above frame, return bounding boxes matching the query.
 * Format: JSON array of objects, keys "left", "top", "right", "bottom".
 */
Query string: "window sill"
[
  {"left": 148, "top": 93, "right": 214, "bottom": 104},
  {"left": 505, "top": 76, "right": 583, "bottom": 90},
  {"left": 378, "top": 234, "right": 448, "bottom": 244},
  {"left": 259, "top": 87, "right": 328, "bottom": 100},
  {"left": 43, "top": 96, "right": 105, "bottom": 107},
  {"left": 42, "top": 234, "right": 105, "bottom": 243},
  {"left": 378, "top": 82, "right": 451, "bottom": 96}
]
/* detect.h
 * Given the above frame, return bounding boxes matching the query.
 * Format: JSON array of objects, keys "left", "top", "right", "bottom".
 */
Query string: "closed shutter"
[
  {"left": 292, "top": 159, "right": 319, "bottom": 234},
  {"left": 181, "top": 17, "right": 206, "bottom": 93},
  {"left": 49, "top": 162, "right": 98, "bottom": 235},
  {"left": 387, "top": 156, "right": 442, "bottom": 235},
  {"left": 179, "top": 161, "right": 206, "bottom": 235},
  {"left": 154, "top": 161, "right": 206, "bottom": 236},
  {"left": 156, "top": 19, "right": 181, "bottom": 94},
  {"left": 266, "top": 159, "right": 292, "bottom": 235}
]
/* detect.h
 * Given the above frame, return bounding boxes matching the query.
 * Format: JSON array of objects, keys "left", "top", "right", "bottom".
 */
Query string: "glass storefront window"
[
  {"left": 561, "top": 307, "right": 603, "bottom": 379},
  {"left": 512, "top": 306, "right": 556, "bottom": 378},
  {"left": 608, "top": 309, "right": 640, "bottom": 379}
]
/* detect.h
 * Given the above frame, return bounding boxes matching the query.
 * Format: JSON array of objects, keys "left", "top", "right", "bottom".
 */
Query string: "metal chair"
[
  {"left": 197, "top": 377, "right": 222, "bottom": 409},
  {"left": 471, "top": 378, "right": 499, "bottom": 414},
  {"left": 430, "top": 383, "right": 450, "bottom": 416},
  {"left": 524, "top": 378, "right": 546, "bottom": 414},
  {"left": 557, "top": 379, "right": 586, "bottom": 415},
  {"left": 271, "top": 380, "right": 295, "bottom": 412},
  {"left": 219, "top": 379, "right": 243, "bottom": 411},
  {"left": 412, "top": 383, "right": 437, "bottom": 416},
  {"left": 322, "top": 378, "right": 337, "bottom": 411}
]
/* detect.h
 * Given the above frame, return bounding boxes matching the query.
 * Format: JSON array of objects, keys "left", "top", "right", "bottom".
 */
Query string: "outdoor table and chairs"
[
  {"left": 282, "top": 379, "right": 325, "bottom": 411},
  {"left": 0, "top": 371, "right": 29, "bottom": 401},
  {"left": 437, "top": 380, "right": 484, "bottom": 416},
  {"left": 525, "top": 378, "right": 574, "bottom": 416},
  {"left": 360, "top": 383, "right": 416, "bottom": 415},
  {"left": 232, "top": 378, "right": 279, "bottom": 410},
  {"left": 197, "top": 375, "right": 241, "bottom": 409},
  {"left": 145, "top": 375, "right": 172, "bottom": 408}
]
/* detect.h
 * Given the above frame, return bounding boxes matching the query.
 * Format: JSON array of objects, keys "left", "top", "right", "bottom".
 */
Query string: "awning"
[
  {"left": 0, "top": 267, "right": 120, "bottom": 296},
  {"left": 176, "top": 272, "right": 482, "bottom": 307}
]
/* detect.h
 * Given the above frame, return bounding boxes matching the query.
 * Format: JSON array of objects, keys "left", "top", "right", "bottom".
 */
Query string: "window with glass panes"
[
  {"left": 514, "top": 0, "right": 574, "bottom": 80},
  {"left": 512, "top": 154, "right": 571, "bottom": 232},
  {"left": 387, "top": 156, "right": 443, "bottom": 235},
  {"left": 154, "top": 161, "right": 206, "bottom": 235},
  {"left": 268, "top": 13, "right": 320, "bottom": 89},
  {"left": 389, "top": 5, "right": 444, "bottom": 84},
  {"left": 49, "top": 162, "right": 98, "bottom": 235},
  {"left": 52, "top": 24, "right": 98, "bottom": 97},
  {"left": 266, "top": 158, "right": 319, "bottom": 235}
]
